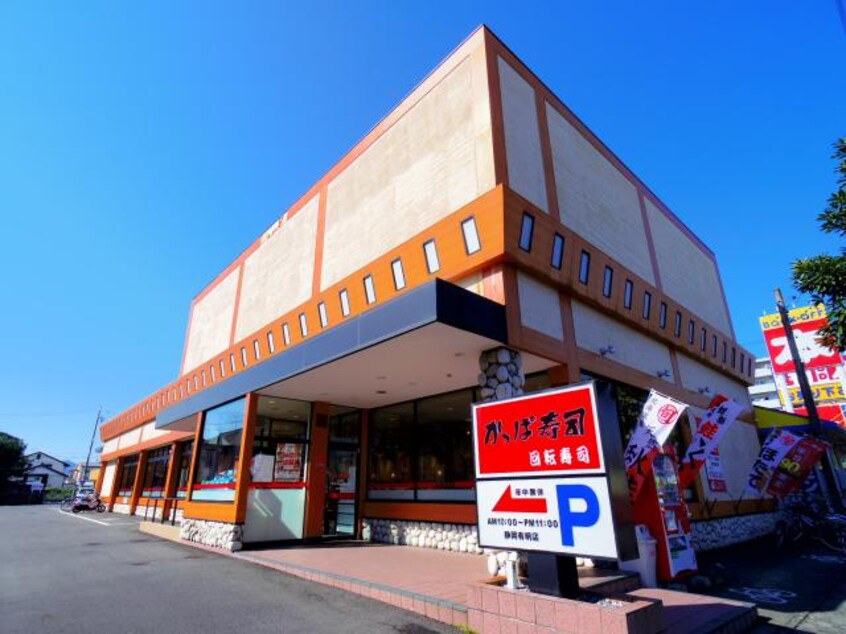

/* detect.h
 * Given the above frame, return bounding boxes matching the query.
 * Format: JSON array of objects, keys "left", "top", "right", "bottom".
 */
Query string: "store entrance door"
[{"left": 323, "top": 410, "right": 361, "bottom": 537}]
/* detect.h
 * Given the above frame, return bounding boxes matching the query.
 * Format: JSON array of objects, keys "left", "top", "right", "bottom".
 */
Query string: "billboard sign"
[{"left": 472, "top": 383, "right": 629, "bottom": 560}]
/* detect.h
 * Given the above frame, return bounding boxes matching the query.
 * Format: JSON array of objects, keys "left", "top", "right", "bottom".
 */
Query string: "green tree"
[
  {"left": 792, "top": 137, "right": 846, "bottom": 351},
  {"left": 0, "top": 432, "right": 27, "bottom": 491}
]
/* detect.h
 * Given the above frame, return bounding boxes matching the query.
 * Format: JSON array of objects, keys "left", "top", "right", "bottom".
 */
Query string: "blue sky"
[{"left": 1, "top": 2, "right": 843, "bottom": 462}]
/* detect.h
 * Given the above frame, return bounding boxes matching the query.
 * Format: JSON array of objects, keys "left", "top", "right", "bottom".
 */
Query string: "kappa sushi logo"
[{"left": 657, "top": 404, "right": 679, "bottom": 425}]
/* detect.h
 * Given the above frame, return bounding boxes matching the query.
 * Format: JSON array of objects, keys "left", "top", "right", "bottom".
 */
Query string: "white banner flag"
[
  {"left": 745, "top": 429, "right": 802, "bottom": 496},
  {"left": 624, "top": 390, "right": 688, "bottom": 498},
  {"left": 677, "top": 397, "right": 746, "bottom": 486}
]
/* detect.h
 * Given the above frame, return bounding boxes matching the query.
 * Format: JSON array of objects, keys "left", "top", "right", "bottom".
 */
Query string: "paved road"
[
  {"left": 0, "top": 506, "right": 454, "bottom": 634},
  {"left": 696, "top": 536, "right": 846, "bottom": 633}
]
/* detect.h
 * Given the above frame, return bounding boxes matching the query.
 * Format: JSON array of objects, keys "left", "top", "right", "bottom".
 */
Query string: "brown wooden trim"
[
  {"left": 638, "top": 191, "right": 663, "bottom": 291},
  {"left": 129, "top": 450, "right": 148, "bottom": 515},
  {"left": 311, "top": 187, "right": 328, "bottom": 297},
  {"left": 363, "top": 501, "right": 477, "bottom": 525},
  {"left": 483, "top": 29, "right": 508, "bottom": 186},
  {"left": 234, "top": 393, "right": 259, "bottom": 524},
  {"left": 356, "top": 410, "right": 370, "bottom": 539},
  {"left": 304, "top": 402, "right": 331, "bottom": 537},
  {"left": 228, "top": 263, "right": 246, "bottom": 347},
  {"left": 536, "top": 92, "right": 559, "bottom": 220}
]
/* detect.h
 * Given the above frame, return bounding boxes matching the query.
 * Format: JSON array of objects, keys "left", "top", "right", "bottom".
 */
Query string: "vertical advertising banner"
[
  {"left": 745, "top": 429, "right": 802, "bottom": 496},
  {"left": 766, "top": 436, "right": 830, "bottom": 499},
  {"left": 677, "top": 397, "right": 745, "bottom": 490},
  {"left": 622, "top": 390, "right": 688, "bottom": 499},
  {"left": 759, "top": 304, "right": 846, "bottom": 426}
]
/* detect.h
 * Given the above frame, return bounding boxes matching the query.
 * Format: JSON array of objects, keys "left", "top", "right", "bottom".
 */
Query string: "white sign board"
[{"left": 476, "top": 476, "right": 619, "bottom": 560}]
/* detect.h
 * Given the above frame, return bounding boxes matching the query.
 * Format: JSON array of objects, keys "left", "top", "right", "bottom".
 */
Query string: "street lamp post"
[
  {"left": 82, "top": 407, "right": 103, "bottom": 487},
  {"left": 774, "top": 289, "right": 843, "bottom": 511}
]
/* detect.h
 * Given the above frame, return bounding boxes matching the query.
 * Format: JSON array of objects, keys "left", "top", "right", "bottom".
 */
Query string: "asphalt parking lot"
[{"left": 0, "top": 505, "right": 454, "bottom": 634}]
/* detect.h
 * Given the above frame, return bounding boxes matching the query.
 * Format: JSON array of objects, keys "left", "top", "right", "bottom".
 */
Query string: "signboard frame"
[{"left": 471, "top": 381, "right": 636, "bottom": 562}]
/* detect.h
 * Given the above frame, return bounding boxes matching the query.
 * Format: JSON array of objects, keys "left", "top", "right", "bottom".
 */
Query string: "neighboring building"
[
  {"left": 68, "top": 462, "right": 101, "bottom": 487},
  {"left": 96, "top": 26, "right": 763, "bottom": 554},
  {"left": 749, "top": 357, "right": 780, "bottom": 409},
  {"left": 24, "top": 452, "right": 71, "bottom": 489}
]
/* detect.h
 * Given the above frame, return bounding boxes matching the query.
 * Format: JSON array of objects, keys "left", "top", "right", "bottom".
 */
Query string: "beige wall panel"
[
  {"left": 102, "top": 438, "right": 119, "bottom": 455},
  {"left": 498, "top": 57, "right": 547, "bottom": 212},
  {"left": 676, "top": 353, "right": 752, "bottom": 407},
  {"left": 455, "top": 271, "right": 484, "bottom": 296},
  {"left": 517, "top": 272, "right": 563, "bottom": 340},
  {"left": 140, "top": 421, "right": 168, "bottom": 444},
  {"left": 685, "top": 410, "right": 760, "bottom": 501},
  {"left": 100, "top": 462, "right": 117, "bottom": 497},
  {"left": 117, "top": 426, "right": 142, "bottom": 451},
  {"left": 644, "top": 198, "right": 731, "bottom": 334},
  {"left": 572, "top": 300, "right": 674, "bottom": 382},
  {"left": 546, "top": 104, "right": 655, "bottom": 285},
  {"left": 321, "top": 56, "right": 494, "bottom": 290},
  {"left": 182, "top": 268, "right": 239, "bottom": 373},
  {"left": 235, "top": 198, "right": 319, "bottom": 341}
]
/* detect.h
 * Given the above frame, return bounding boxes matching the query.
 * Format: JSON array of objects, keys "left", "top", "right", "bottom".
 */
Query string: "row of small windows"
[{"left": 518, "top": 209, "right": 753, "bottom": 379}]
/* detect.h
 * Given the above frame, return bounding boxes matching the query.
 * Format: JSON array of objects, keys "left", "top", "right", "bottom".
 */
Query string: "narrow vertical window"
[
  {"left": 267, "top": 331, "right": 276, "bottom": 354},
  {"left": 391, "top": 259, "right": 406, "bottom": 290},
  {"left": 219, "top": 359, "right": 226, "bottom": 378},
  {"left": 711, "top": 334, "right": 718, "bottom": 358},
  {"left": 298, "top": 313, "right": 308, "bottom": 337},
  {"left": 659, "top": 302, "right": 668, "bottom": 329},
  {"left": 642, "top": 291, "right": 652, "bottom": 319},
  {"left": 688, "top": 320, "right": 695, "bottom": 345},
  {"left": 201, "top": 371, "right": 207, "bottom": 387},
  {"left": 241, "top": 347, "right": 248, "bottom": 367},
  {"left": 578, "top": 251, "right": 590, "bottom": 284},
  {"left": 700, "top": 328, "right": 706, "bottom": 352},
  {"left": 209, "top": 365, "right": 215, "bottom": 383},
  {"left": 282, "top": 323, "right": 291, "bottom": 346},
  {"left": 179, "top": 385, "right": 184, "bottom": 398},
  {"left": 193, "top": 375, "right": 198, "bottom": 390},
  {"left": 551, "top": 233, "right": 565, "bottom": 270},
  {"left": 519, "top": 213, "right": 534, "bottom": 252},
  {"left": 253, "top": 339, "right": 261, "bottom": 360},
  {"left": 722, "top": 341, "right": 728, "bottom": 363},
  {"left": 674, "top": 311, "right": 682, "bottom": 337},
  {"left": 423, "top": 240, "right": 440, "bottom": 274},
  {"left": 740, "top": 353, "right": 746, "bottom": 374},
  {"left": 230, "top": 353, "right": 236, "bottom": 373},
  {"left": 318, "top": 302, "right": 328, "bottom": 328},
  {"left": 602, "top": 266, "right": 613, "bottom": 298},
  {"left": 461, "top": 217, "right": 482, "bottom": 254},
  {"left": 363, "top": 275, "right": 376, "bottom": 304},
  {"left": 624, "top": 280, "right": 634, "bottom": 309},
  {"left": 339, "top": 289, "right": 351, "bottom": 317}
]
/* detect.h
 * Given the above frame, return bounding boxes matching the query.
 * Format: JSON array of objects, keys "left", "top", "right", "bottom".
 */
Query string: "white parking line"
[{"left": 56, "top": 510, "right": 111, "bottom": 526}]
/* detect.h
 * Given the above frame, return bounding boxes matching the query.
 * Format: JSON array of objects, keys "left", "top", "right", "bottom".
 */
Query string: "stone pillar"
[
  {"left": 478, "top": 347, "right": 525, "bottom": 402},
  {"left": 478, "top": 347, "right": 527, "bottom": 577}
]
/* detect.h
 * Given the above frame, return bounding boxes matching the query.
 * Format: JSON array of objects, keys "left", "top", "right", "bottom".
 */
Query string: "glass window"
[
  {"left": 740, "top": 353, "right": 746, "bottom": 374},
  {"left": 519, "top": 213, "right": 534, "bottom": 252},
  {"left": 732, "top": 347, "right": 737, "bottom": 368},
  {"left": 363, "top": 275, "right": 376, "bottom": 304},
  {"left": 201, "top": 371, "right": 207, "bottom": 387},
  {"left": 700, "top": 328, "right": 707, "bottom": 352},
  {"left": 624, "top": 279, "right": 634, "bottom": 309},
  {"left": 142, "top": 446, "right": 170, "bottom": 498},
  {"left": 659, "top": 302, "right": 668, "bottom": 329},
  {"left": 282, "top": 323, "right": 291, "bottom": 345},
  {"left": 339, "top": 289, "right": 351, "bottom": 317},
  {"left": 298, "top": 313, "right": 308, "bottom": 337},
  {"left": 251, "top": 397, "right": 309, "bottom": 485},
  {"left": 267, "top": 331, "right": 276, "bottom": 354},
  {"left": 193, "top": 375, "right": 198, "bottom": 390},
  {"left": 711, "top": 335, "right": 718, "bottom": 357},
  {"left": 416, "top": 390, "right": 475, "bottom": 502},
  {"left": 241, "top": 347, "right": 248, "bottom": 367},
  {"left": 461, "top": 217, "right": 481, "bottom": 255},
  {"left": 578, "top": 251, "right": 590, "bottom": 284},
  {"left": 391, "top": 259, "right": 406, "bottom": 290},
  {"left": 368, "top": 402, "right": 415, "bottom": 500},
  {"left": 318, "top": 302, "right": 328, "bottom": 328},
  {"left": 176, "top": 440, "right": 194, "bottom": 499},
  {"left": 230, "top": 353, "right": 236, "bottom": 373},
  {"left": 209, "top": 364, "right": 216, "bottom": 383},
  {"left": 643, "top": 292, "right": 652, "bottom": 319},
  {"left": 551, "top": 233, "right": 565, "bottom": 270},
  {"left": 688, "top": 320, "right": 695, "bottom": 345},
  {"left": 722, "top": 341, "right": 728, "bottom": 363},
  {"left": 674, "top": 311, "right": 682, "bottom": 337},
  {"left": 117, "top": 455, "right": 139, "bottom": 497},
  {"left": 423, "top": 240, "right": 440, "bottom": 274},
  {"left": 192, "top": 398, "right": 245, "bottom": 502},
  {"left": 602, "top": 266, "right": 613, "bottom": 298},
  {"left": 253, "top": 339, "right": 261, "bottom": 360}
]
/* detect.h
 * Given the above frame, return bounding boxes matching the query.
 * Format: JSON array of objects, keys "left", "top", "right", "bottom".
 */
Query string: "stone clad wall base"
[
  {"left": 111, "top": 503, "right": 132, "bottom": 515},
  {"left": 363, "top": 518, "right": 482, "bottom": 554},
  {"left": 180, "top": 518, "right": 243, "bottom": 552},
  {"left": 691, "top": 512, "right": 778, "bottom": 551}
]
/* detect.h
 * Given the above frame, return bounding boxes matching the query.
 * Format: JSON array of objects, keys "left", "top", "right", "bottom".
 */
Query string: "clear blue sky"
[{"left": 1, "top": 2, "right": 843, "bottom": 463}]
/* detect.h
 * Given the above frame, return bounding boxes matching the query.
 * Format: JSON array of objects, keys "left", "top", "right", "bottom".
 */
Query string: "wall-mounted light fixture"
[
  {"left": 698, "top": 386, "right": 712, "bottom": 395},
  {"left": 599, "top": 345, "right": 616, "bottom": 357},
  {"left": 656, "top": 369, "right": 671, "bottom": 379}
]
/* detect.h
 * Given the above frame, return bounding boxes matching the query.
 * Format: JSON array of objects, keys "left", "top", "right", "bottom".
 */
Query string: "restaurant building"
[{"left": 96, "top": 26, "right": 767, "bottom": 554}]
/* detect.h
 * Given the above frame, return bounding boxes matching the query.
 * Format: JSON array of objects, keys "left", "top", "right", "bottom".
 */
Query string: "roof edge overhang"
[{"left": 156, "top": 279, "right": 507, "bottom": 429}]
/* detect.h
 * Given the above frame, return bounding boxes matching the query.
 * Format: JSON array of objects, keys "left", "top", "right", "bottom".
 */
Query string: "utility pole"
[
  {"left": 82, "top": 407, "right": 103, "bottom": 488},
  {"left": 774, "top": 289, "right": 843, "bottom": 511}
]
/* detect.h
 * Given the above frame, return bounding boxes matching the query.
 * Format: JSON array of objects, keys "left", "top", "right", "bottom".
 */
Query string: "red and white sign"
[
  {"left": 274, "top": 443, "right": 303, "bottom": 482},
  {"left": 472, "top": 384, "right": 604, "bottom": 479},
  {"left": 677, "top": 396, "right": 745, "bottom": 490},
  {"left": 745, "top": 429, "right": 802, "bottom": 496},
  {"left": 766, "top": 435, "right": 829, "bottom": 499},
  {"left": 476, "top": 476, "right": 619, "bottom": 558},
  {"left": 623, "top": 390, "right": 688, "bottom": 499}
]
